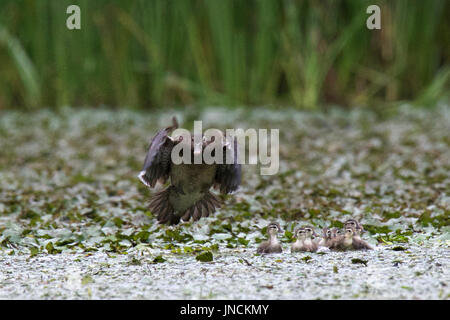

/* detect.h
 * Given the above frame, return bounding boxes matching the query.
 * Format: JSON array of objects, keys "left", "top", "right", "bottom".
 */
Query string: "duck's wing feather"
[
  {"left": 138, "top": 118, "right": 178, "bottom": 188},
  {"left": 215, "top": 136, "right": 242, "bottom": 194}
]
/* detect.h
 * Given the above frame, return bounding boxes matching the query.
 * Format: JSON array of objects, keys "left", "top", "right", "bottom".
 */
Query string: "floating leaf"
[
  {"left": 392, "top": 246, "right": 406, "bottom": 251},
  {"left": 365, "top": 225, "right": 391, "bottom": 234},
  {"left": 196, "top": 251, "right": 213, "bottom": 262},
  {"left": 45, "top": 242, "right": 61, "bottom": 254},
  {"left": 129, "top": 257, "right": 142, "bottom": 265},
  {"left": 237, "top": 238, "right": 249, "bottom": 246},
  {"left": 29, "top": 247, "right": 39, "bottom": 257},
  {"left": 301, "top": 256, "right": 312, "bottom": 263},
  {"left": 152, "top": 255, "right": 166, "bottom": 264},
  {"left": 81, "top": 275, "right": 94, "bottom": 285},
  {"left": 351, "top": 258, "right": 368, "bottom": 266}
]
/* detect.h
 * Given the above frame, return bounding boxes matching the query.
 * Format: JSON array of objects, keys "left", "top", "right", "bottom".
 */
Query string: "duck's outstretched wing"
[
  {"left": 138, "top": 117, "right": 178, "bottom": 188},
  {"left": 215, "top": 136, "right": 241, "bottom": 194}
]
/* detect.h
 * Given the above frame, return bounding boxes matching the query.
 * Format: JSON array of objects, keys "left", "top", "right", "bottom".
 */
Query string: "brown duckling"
[
  {"left": 291, "top": 227, "right": 318, "bottom": 252},
  {"left": 303, "top": 225, "right": 318, "bottom": 238},
  {"left": 291, "top": 228, "right": 304, "bottom": 252},
  {"left": 330, "top": 228, "right": 353, "bottom": 251},
  {"left": 350, "top": 228, "right": 373, "bottom": 250},
  {"left": 318, "top": 227, "right": 333, "bottom": 248},
  {"left": 344, "top": 219, "right": 373, "bottom": 250},
  {"left": 352, "top": 236, "right": 373, "bottom": 250},
  {"left": 329, "top": 228, "right": 344, "bottom": 250},
  {"left": 257, "top": 222, "right": 283, "bottom": 254},
  {"left": 344, "top": 219, "right": 364, "bottom": 238},
  {"left": 341, "top": 227, "right": 355, "bottom": 250}
]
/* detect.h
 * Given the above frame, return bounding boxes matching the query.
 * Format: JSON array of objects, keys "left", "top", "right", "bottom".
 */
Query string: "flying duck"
[{"left": 138, "top": 117, "right": 241, "bottom": 225}]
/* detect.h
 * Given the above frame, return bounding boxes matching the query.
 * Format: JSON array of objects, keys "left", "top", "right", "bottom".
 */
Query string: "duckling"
[
  {"left": 344, "top": 219, "right": 373, "bottom": 250},
  {"left": 344, "top": 219, "right": 364, "bottom": 238},
  {"left": 257, "top": 222, "right": 283, "bottom": 254},
  {"left": 292, "top": 227, "right": 318, "bottom": 252},
  {"left": 351, "top": 228, "right": 373, "bottom": 250},
  {"left": 291, "top": 228, "right": 304, "bottom": 252},
  {"left": 329, "top": 228, "right": 344, "bottom": 250},
  {"left": 352, "top": 236, "right": 373, "bottom": 250},
  {"left": 341, "top": 227, "right": 355, "bottom": 250},
  {"left": 303, "top": 225, "right": 318, "bottom": 238},
  {"left": 303, "top": 226, "right": 319, "bottom": 252},
  {"left": 318, "top": 227, "right": 333, "bottom": 248}
]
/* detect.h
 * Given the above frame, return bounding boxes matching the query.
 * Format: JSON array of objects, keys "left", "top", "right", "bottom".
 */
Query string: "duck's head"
[
  {"left": 332, "top": 228, "right": 344, "bottom": 238},
  {"left": 344, "top": 219, "right": 364, "bottom": 234},
  {"left": 344, "top": 227, "right": 354, "bottom": 239},
  {"left": 267, "top": 222, "right": 282, "bottom": 236},
  {"left": 303, "top": 225, "right": 316, "bottom": 238},
  {"left": 295, "top": 227, "right": 306, "bottom": 240},
  {"left": 323, "top": 227, "right": 332, "bottom": 239}
]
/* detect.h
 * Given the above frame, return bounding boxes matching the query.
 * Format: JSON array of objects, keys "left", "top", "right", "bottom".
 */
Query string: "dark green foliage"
[
  {"left": 152, "top": 255, "right": 166, "bottom": 264},
  {"left": 196, "top": 251, "right": 213, "bottom": 262},
  {"left": 351, "top": 258, "right": 368, "bottom": 266},
  {"left": 0, "top": 0, "right": 448, "bottom": 110}
]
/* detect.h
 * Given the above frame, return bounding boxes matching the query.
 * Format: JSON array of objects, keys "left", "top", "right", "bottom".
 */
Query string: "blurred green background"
[{"left": 0, "top": 0, "right": 449, "bottom": 110}]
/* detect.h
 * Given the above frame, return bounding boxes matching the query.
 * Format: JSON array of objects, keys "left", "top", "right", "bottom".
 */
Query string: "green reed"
[{"left": 0, "top": 0, "right": 448, "bottom": 110}]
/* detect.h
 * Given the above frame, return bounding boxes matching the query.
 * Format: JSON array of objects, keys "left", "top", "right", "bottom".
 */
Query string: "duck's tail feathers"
[
  {"left": 180, "top": 191, "right": 221, "bottom": 222},
  {"left": 149, "top": 187, "right": 180, "bottom": 225}
]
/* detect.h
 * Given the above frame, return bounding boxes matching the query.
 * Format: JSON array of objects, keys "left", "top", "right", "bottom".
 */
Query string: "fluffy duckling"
[
  {"left": 340, "top": 227, "right": 355, "bottom": 250},
  {"left": 318, "top": 227, "right": 333, "bottom": 248},
  {"left": 291, "top": 227, "right": 318, "bottom": 252},
  {"left": 352, "top": 235, "right": 373, "bottom": 250},
  {"left": 330, "top": 228, "right": 353, "bottom": 251},
  {"left": 344, "top": 219, "right": 364, "bottom": 238},
  {"left": 344, "top": 219, "right": 373, "bottom": 250},
  {"left": 329, "top": 228, "right": 344, "bottom": 250},
  {"left": 303, "top": 225, "right": 318, "bottom": 238},
  {"left": 291, "top": 228, "right": 304, "bottom": 252},
  {"left": 257, "top": 222, "right": 283, "bottom": 254},
  {"left": 350, "top": 228, "right": 373, "bottom": 250}
]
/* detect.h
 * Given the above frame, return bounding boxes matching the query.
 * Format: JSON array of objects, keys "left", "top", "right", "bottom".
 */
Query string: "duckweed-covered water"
[
  {"left": 0, "top": 105, "right": 449, "bottom": 299},
  {"left": 0, "top": 244, "right": 448, "bottom": 299}
]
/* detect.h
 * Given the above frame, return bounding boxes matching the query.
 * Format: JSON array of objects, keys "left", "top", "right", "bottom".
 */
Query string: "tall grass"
[{"left": 0, "top": 0, "right": 448, "bottom": 110}]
